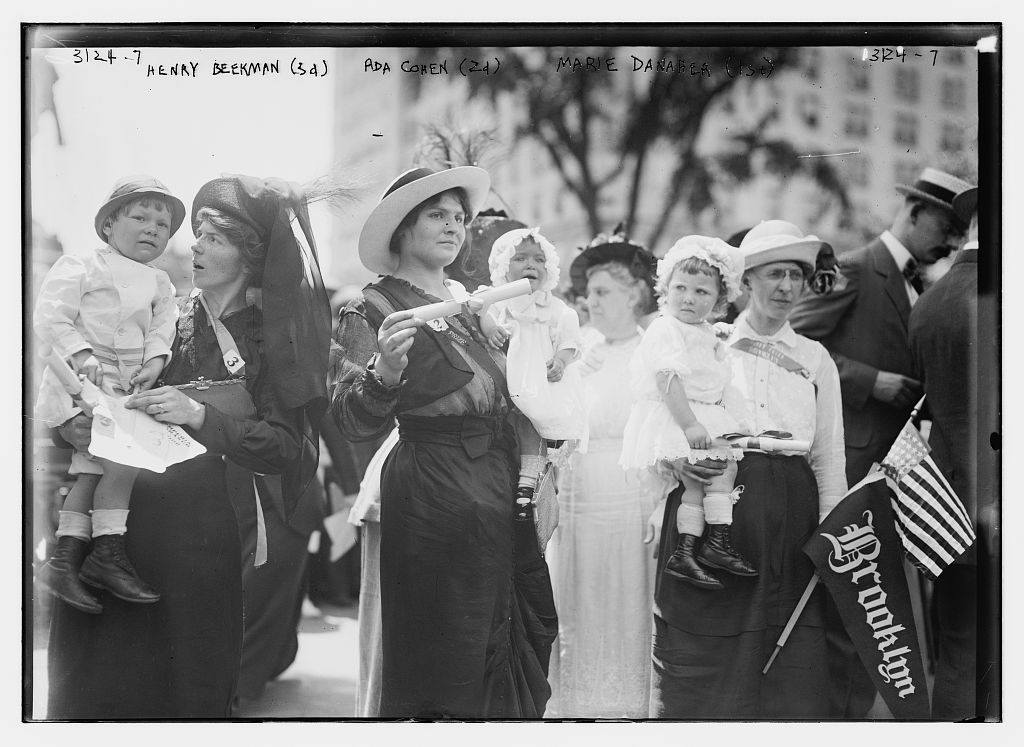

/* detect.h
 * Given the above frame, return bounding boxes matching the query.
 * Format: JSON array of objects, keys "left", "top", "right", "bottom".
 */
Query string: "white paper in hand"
[{"left": 88, "top": 391, "right": 206, "bottom": 472}]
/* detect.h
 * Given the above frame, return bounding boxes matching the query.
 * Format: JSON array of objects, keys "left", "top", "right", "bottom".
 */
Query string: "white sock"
[
  {"left": 704, "top": 493, "right": 734, "bottom": 525},
  {"left": 91, "top": 509, "right": 129, "bottom": 537},
  {"left": 55, "top": 510, "right": 91, "bottom": 541},
  {"left": 519, "top": 455, "right": 546, "bottom": 489},
  {"left": 676, "top": 503, "right": 706, "bottom": 536}
]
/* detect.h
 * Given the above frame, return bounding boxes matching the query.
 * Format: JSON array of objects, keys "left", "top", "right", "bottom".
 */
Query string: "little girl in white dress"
[
  {"left": 479, "top": 227, "right": 587, "bottom": 532},
  {"left": 620, "top": 235, "right": 755, "bottom": 590}
]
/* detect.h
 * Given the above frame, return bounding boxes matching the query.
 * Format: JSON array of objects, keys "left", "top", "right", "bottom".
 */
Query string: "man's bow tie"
[{"left": 903, "top": 259, "right": 924, "bottom": 294}]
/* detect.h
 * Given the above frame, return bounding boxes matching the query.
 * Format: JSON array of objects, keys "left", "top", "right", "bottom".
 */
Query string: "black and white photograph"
[{"left": 21, "top": 17, "right": 1003, "bottom": 726}]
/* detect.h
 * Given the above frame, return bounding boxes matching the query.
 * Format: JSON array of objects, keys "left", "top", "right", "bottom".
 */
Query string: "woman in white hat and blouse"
[
  {"left": 328, "top": 167, "right": 557, "bottom": 718},
  {"left": 649, "top": 219, "right": 847, "bottom": 719}
]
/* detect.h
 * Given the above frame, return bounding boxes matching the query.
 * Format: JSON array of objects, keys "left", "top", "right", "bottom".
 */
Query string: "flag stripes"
[
  {"left": 890, "top": 519, "right": 944, "bottom": 579},
  {"left": 906, "top": 463, "right": 974, "bottom": 538},
  {"left": 898, "top": 472, "right": 973, "bottom": 549},
  {"left": 881, "top": 418, "right": 976, "bottom": 580},
  {"left": 890, "top": 496, "right": 958, "bottom": 576}
]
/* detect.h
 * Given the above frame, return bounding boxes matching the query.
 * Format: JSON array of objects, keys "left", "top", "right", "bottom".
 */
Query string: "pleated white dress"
[{"left": 547, "top": 329, "right": 660, "bottom": 718}]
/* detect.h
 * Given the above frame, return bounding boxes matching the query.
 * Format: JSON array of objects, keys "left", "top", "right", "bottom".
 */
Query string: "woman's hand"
[
  {"left": 125, "top": 385, "right": 206, "bottom": 429},
  {"left": 669, "top": 457, "right": 727, "bottom": 487},
  {"left": 375, "top": 309, "right": 423, "bottom": 385},
  {"left": 643, "top": 502, "right": 665, "bottom": 558},
  {"left": 57, "top": 412, "right": 93, "bottom": 452},
  {"left": 684, "top": 423, "right": 711, "bottom": 450}
]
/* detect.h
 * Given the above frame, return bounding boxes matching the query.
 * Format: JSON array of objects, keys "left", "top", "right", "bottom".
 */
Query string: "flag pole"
[
  {"left": 910, "top": 395, "right": 926, "bottom": 421},
  {"left": 762, "top": 573, "right": 820, "bottom": 675}
]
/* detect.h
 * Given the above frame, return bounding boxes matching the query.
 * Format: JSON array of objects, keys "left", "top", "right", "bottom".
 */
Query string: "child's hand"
[
  {"left": 70, "top": 351, "right": 102, "bottom": 386},
  {"left": 487, "top": 325, "right": 510, "bottom": 349},
  {"left": 712, "top": 322, "right": 734, "bottom": 340},
  {"left": 130, "top": 358, "right": 165, "bottom": 392},
  {"left": 546, "top": 356, "right": 566, "bottom": 382},
  {"left": 684, "top": 423, "right": 711, "bottom": 450},
  {"left": 466, "top": 296, "right": 485, "bottom": 314}
]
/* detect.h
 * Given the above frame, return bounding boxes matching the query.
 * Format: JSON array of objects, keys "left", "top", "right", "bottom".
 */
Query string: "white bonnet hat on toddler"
[
  {"left": 657, "top": 235, "right": 745, "bottom": 303},
  {"left": 488, "top": 227, "right": 561, "bottom": 292}
]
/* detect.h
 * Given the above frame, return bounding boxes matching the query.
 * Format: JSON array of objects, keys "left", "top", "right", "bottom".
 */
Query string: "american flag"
[{"left": 880, "top": 419, "right": 976, "bottom": 580}]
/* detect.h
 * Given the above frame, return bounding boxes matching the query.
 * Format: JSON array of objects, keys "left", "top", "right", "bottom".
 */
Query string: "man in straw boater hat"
[
  {"left": 908, "top": 184, "right": 991, "bottom": 720},
  {"left": 789, "top": 166, "right": 976, "bottom": 718}
]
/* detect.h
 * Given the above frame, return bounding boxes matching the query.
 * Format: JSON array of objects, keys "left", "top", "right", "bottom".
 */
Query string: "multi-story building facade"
[{"left": 330, "top": 45, "right": 978, "bottom": 287}]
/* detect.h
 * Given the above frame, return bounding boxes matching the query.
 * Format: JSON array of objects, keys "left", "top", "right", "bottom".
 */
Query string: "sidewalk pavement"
[{"left": 31, "top": 599, "right": 361, "bottom": 720}]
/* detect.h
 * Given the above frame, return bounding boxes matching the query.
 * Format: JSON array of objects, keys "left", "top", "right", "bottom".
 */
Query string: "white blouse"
[{"left": 727, "top": 312, "right": 847, "bottom": 517}]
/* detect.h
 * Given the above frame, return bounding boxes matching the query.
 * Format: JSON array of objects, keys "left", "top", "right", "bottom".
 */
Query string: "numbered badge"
[
  {"left": 222, "top": 349, "right": 245, "bottom": 375},
  {"left": 427, "top": 317, "right": 449, "bottom": 332}
]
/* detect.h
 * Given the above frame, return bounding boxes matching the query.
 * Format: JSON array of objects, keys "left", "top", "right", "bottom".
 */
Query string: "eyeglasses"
[{"left": 757, "top": 267, "right": 806, "bottom": 284}]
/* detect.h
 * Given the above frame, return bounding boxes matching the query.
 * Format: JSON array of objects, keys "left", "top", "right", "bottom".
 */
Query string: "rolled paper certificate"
[
  {"left": 729, "top": 435, "right": 811, "bottom": 453},
  {"left": 409, "top": 278, "right": 534, "bottom": 322}
]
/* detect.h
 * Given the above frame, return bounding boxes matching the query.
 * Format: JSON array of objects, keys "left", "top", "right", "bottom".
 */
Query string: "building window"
[
  {"left": 941, "top": 77, "right": 966, "bottom": 109},
  {"left": 846, "top": 154, "right": 871, "bottom": 187},
  {"left": 894, "top": 68, "right": 920, "bottom": 102},
  {"left": 895, "top": 160, "right": 918, "bottom": 186},
  {"left": 846, "top": 59, "right": 870, "bottom": 92},
  {"left": 803, "top": 48, "right": 821, "bottom": 80},
  {"left": 797, "top": 94, "right": 820, "bottom": 128},
  {"left": 944, "top": 47, "right": 965, "bottom": 66},
  {"left": 844, "top": 103, "right": 871, "bottom": 138},
  {"left": 894, "top": 112, "right": 918, "bottom": 147},
  {"left": 940, "top": 122, "right": 964, "bottom": 152}
]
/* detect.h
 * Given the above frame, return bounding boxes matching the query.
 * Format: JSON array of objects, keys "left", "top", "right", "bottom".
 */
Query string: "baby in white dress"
[
  {"left": 479, "top": 227, "right": 586, "bottom": 528},
  {"left": 620, "top": 235, "right": 755, "bottom": 590}
]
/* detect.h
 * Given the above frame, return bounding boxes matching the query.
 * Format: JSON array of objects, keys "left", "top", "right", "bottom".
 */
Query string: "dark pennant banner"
[{"left": 803, "top": 473, "right": 931, "bottom": 720}]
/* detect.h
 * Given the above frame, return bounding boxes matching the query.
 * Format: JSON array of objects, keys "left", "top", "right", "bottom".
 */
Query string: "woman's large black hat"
[{"left": 568, "top": 223, "right": 658, "bottom": 313}]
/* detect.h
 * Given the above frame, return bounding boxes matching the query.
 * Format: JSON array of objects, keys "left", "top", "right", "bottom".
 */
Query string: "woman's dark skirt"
[
  {"left": 650, "top": 453, "right": 829, "bottom": 720},
  {"left": 47, "top": 454, "right": 243, "bottom": 719},
  {"left": 377, "top": 414, "right": 556, "bottom": 718}
]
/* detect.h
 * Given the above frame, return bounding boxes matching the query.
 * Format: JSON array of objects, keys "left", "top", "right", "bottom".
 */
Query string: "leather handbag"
[{"left": 174, "top": 377, "right": 256, "bottom": 420}]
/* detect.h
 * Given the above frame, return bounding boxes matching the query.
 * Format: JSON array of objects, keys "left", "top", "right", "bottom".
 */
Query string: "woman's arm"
[
  {"left": 328, "top": 295, "right": 420, "bottom": 442},
  {"left": 126, "top": 379, "right": 305, "bottom": 475},
  {"left": 190, "top": 379, "right": 305, "bottom": 474},
  {"left": 809, "top": 345, "right": 848, "bottom": 519}
]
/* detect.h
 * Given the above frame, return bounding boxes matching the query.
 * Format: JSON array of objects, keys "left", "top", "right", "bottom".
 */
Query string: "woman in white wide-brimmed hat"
[
  {"left": 649, "top": 219, "right": 847, "bottom": 719},
  {"left": 329, "top": 167, "right": 557, "bottom": 718}
]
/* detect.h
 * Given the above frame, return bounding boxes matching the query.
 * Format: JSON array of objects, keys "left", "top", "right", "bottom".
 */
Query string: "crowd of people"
[{"left": 30, "top": 161, "right": 989, "bottom": 721}]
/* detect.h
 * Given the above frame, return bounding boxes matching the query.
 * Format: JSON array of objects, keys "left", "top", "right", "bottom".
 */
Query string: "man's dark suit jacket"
[
  {"left": 790, "top": 238, "right": 916, "bottom": 484},
  {"left": 908, "top": 249, "right": 979, "bottom": 564}
]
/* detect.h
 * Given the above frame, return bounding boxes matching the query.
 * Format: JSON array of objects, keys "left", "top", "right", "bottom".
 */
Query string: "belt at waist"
[{"left": 397, "top": 413, "right": 506, "bottom": 459}]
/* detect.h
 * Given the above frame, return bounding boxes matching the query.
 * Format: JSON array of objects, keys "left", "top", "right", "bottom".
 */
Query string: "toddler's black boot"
[
  {"left": 664, "top": 534, "right": 724, "bottom": 590},
  {"left": 36, "top": 536, "right": 103, "bottom": 614},
  {"left": 80, "top": 534, "right": 160, "bottom": 603}
]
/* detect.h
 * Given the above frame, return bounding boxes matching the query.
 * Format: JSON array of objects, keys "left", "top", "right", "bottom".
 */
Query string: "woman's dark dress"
[
  {"left": 47, "top": 299, "right": 305, "bottom": 719},
  {"left": 650, "top": 453, "right": 829, "bottom": 720},
  {"left": 330, "top": 276, "right": 556, "bottom": 718}
]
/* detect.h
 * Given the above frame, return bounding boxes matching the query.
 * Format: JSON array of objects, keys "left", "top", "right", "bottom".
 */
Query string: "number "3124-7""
[{"left": 862, "top": 47, "right": 939, "bottom": 65}]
